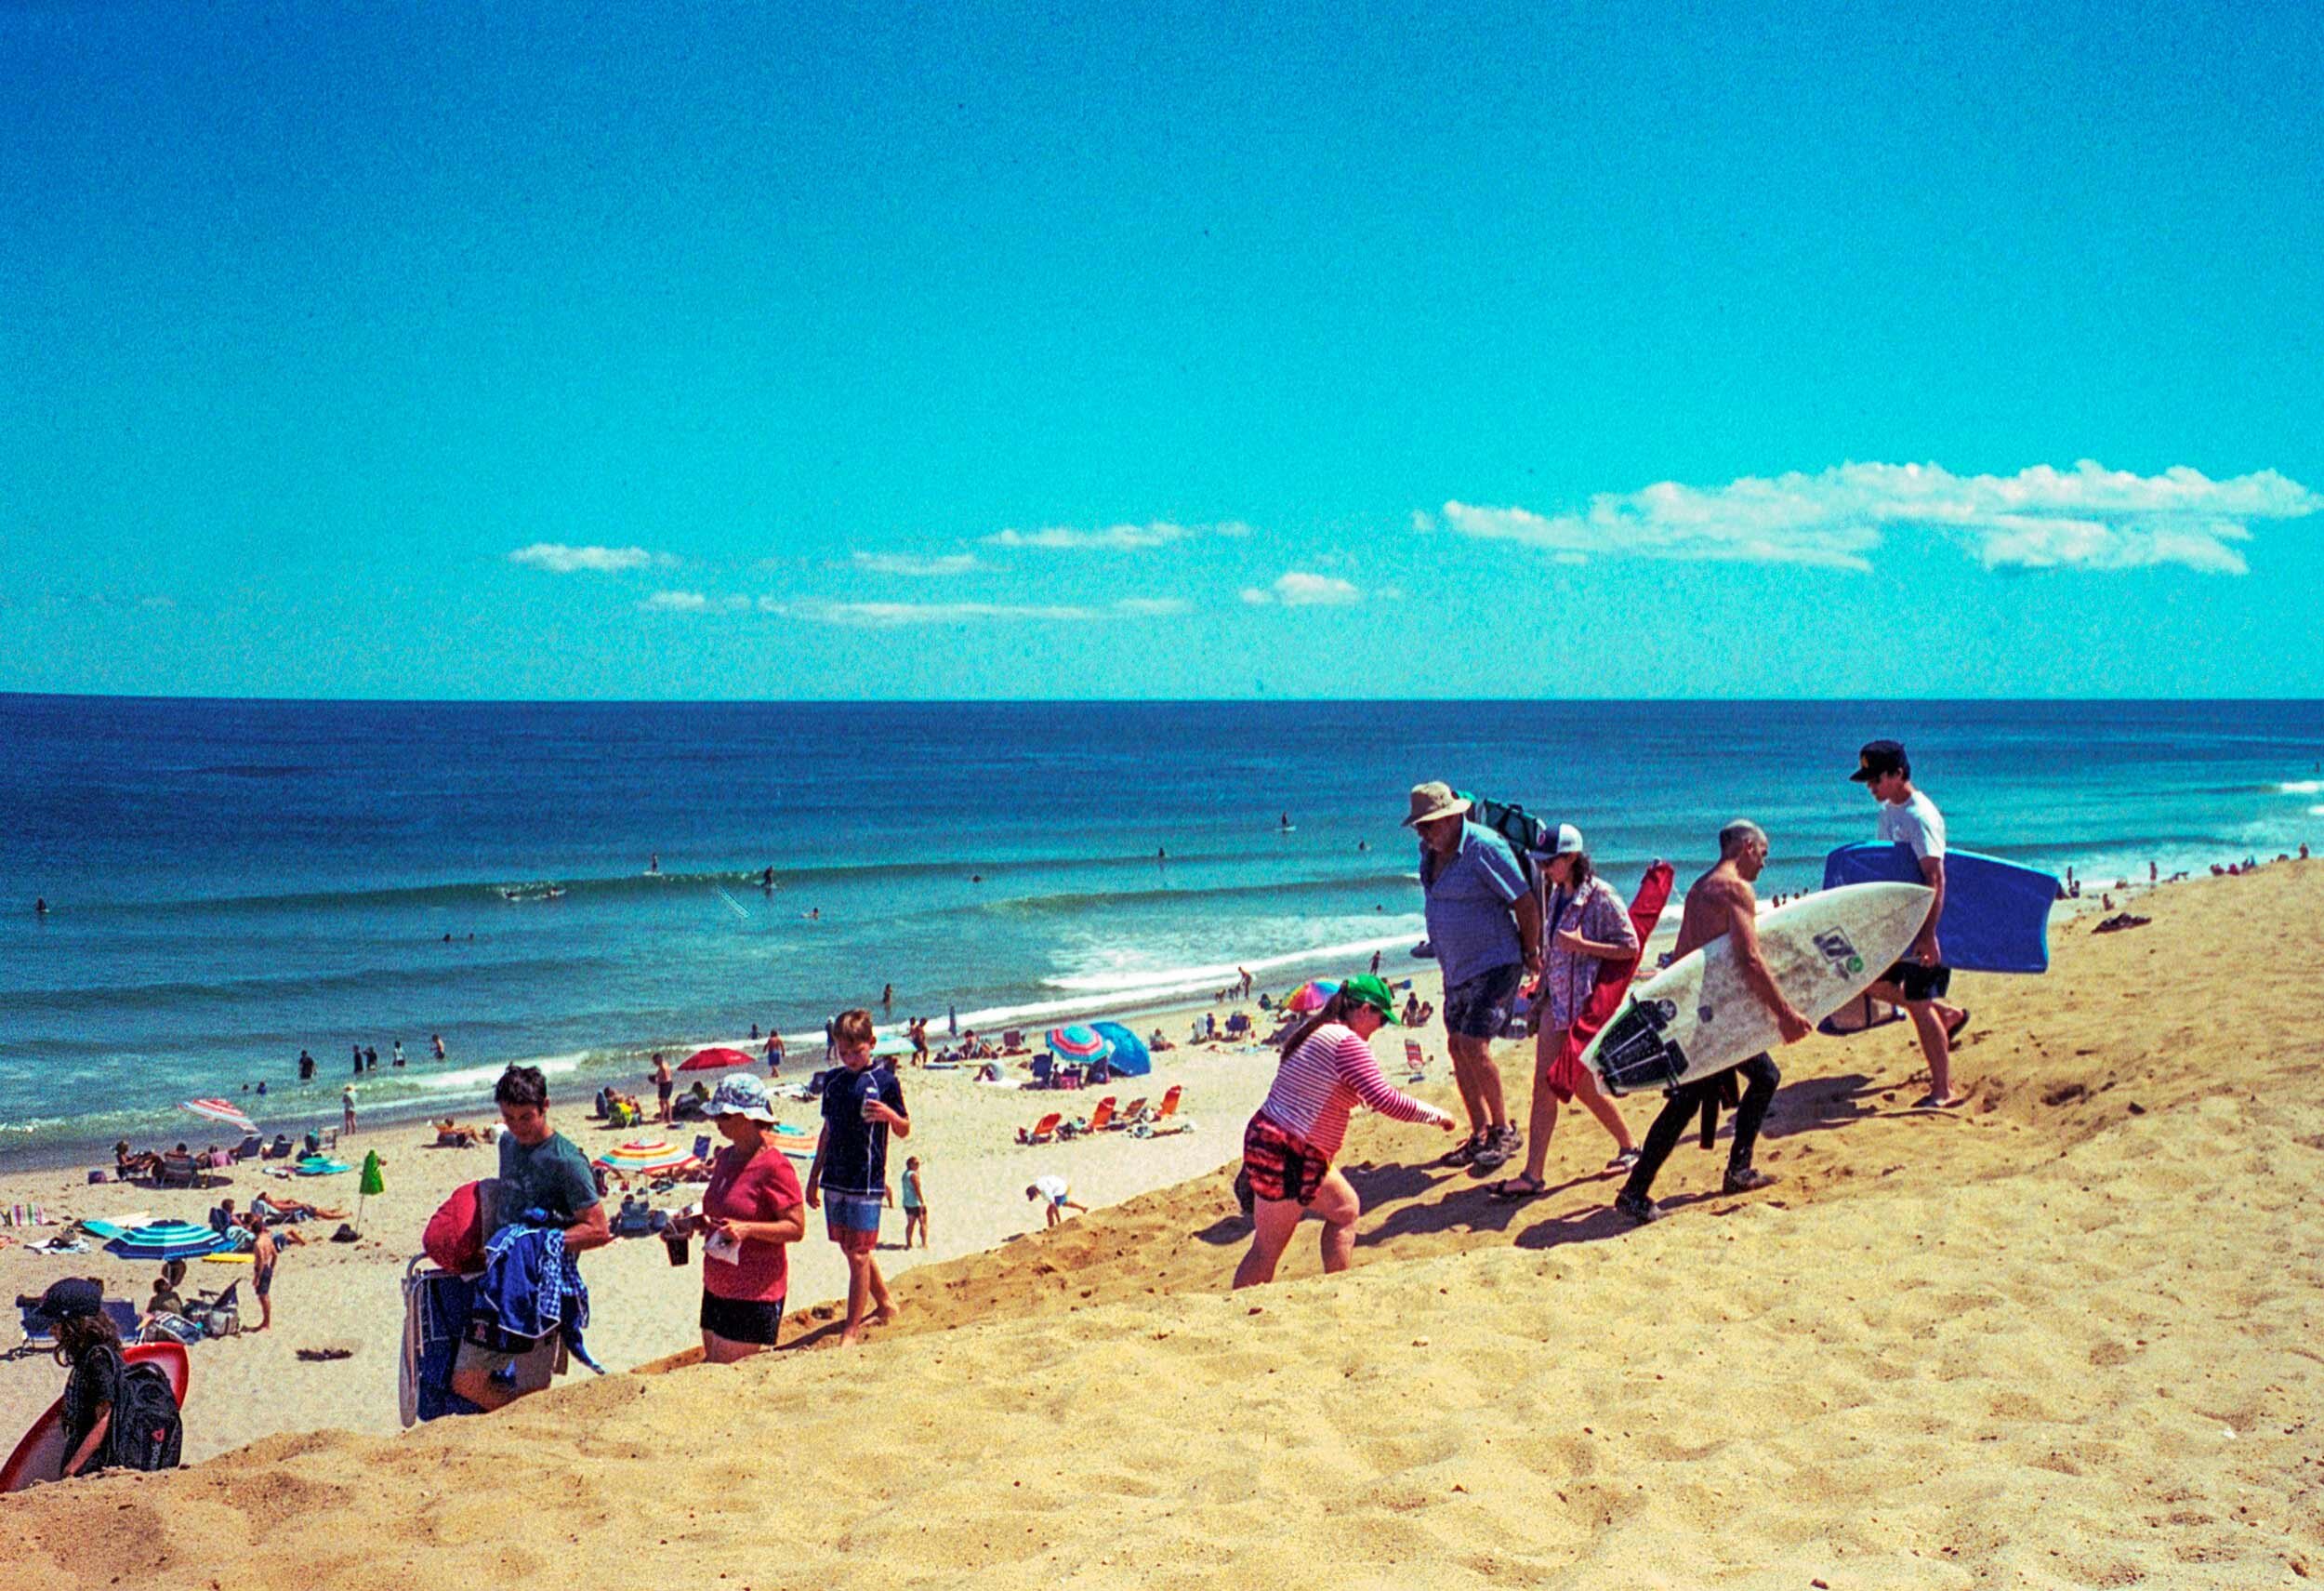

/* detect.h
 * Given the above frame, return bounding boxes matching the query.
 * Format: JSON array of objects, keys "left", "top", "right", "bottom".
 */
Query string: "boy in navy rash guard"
[{"left": 805, "top": 1008, "right": 908, "bottom": 1347}]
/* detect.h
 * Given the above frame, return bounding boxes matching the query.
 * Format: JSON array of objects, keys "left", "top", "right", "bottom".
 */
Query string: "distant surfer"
[
  {"left": 33, "top": 897, "right": 46, "bottom": 917},
  {"left": 1279, "top": 813, "right": 1291, "bottom": 829},
  {"left": 1613, "top": 820, "right": 1804, "bottom": 1226},
  {"left": 1851, "top": 740, "right": 1970, "bottom": 1109},
  {"left": 762, "top": 866, "right": 774, "bottom": 891},
  {"left": 649, "top": 853, "right": 660, "bottom": 875},
  {"left": 432, "top": 1033, "right": 446, "bottom": 1061}
]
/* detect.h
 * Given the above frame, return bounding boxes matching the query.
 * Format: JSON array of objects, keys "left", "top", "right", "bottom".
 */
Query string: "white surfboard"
[{"left": 1580, "top": 882, "right": 1933, "bottom": 1095}]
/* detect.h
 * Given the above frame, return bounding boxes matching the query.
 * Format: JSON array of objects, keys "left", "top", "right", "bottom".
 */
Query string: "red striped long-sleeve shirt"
[{"left": 1258, "top": 1023, "right": 1450, "bottom": 1160}]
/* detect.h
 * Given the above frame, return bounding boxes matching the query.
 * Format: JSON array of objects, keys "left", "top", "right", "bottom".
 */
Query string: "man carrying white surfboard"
[
  {"left": 1851, "top": 740, "right": 1971, "bottom": 1109},
  {"left": 1613, "top": 821, "right": 1810, "bottom": 1226}
]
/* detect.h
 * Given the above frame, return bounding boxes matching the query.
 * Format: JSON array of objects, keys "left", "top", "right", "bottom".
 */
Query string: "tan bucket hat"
[{"left": 1402, "top": 781, "right": 1470, "bottom": 828}]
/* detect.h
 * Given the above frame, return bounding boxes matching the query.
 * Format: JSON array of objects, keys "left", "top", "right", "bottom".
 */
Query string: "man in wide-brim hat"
[{"left": 1404, "top": 781, "right": 1542, "bottom": 1173}]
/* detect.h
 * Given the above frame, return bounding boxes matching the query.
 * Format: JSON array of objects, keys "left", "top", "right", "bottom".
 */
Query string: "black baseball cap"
[
  {"left": 1850, "top": 740, "right": 1909, "bottom": 782},
  {"left": 36, "top": 1277, "right": 102, "bottom": 1321}
]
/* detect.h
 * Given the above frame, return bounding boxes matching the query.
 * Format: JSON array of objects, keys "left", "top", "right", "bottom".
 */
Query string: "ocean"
[{"left": 3, "top": 696, "right": 2317, "bottom": 1162}]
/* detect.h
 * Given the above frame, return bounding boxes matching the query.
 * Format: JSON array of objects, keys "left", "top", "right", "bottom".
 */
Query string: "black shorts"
[
  {"left": 1880, "top": 961, "right": 1953, "bottom": 1003},
  {"left": 700, "top": 1290, "right": 786, "bottom": 1346}
]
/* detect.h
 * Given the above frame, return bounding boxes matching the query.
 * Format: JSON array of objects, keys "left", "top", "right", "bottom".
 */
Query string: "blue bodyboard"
[{"left": 1821, "top": 842, "right": 2058, "bottom": 974}]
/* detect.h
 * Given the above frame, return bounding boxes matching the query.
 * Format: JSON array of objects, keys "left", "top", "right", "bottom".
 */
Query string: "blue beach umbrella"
[
  {"left": 104, "top": 1221, "right": 226, "bottom": 1263},
  {"left": 1089, "top": 1022, "right": 1152, "bottom": 1078}
]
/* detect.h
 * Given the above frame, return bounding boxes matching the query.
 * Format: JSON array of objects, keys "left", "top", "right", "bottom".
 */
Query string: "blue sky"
[{"left": 4, "top": 0, "right": 2319, "bottom": 699}]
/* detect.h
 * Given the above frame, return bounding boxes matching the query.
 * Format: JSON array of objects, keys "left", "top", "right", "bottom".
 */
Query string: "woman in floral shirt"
[{"left": 1490, "top": 827, "right": 1641, "bottom": 1200}]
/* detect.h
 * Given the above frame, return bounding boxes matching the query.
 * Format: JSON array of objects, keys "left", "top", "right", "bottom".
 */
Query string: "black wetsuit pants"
[{"left": 1621, "top": 1052, "right": 1780, "bottom": 1201}]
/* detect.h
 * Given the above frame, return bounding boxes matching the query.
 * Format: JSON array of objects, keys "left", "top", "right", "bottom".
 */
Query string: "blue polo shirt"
[{"left": 1420, "top": 822, "right": 1530, "bottom": 987}]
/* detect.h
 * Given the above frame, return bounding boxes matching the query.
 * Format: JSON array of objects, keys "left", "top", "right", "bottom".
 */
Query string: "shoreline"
[{"left": 1, "top": 852, "right": 2242, "bottom": 1175}]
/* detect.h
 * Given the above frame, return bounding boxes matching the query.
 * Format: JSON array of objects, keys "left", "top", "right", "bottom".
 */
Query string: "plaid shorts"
[{"left": 1242, "top": 1113, "right": 1328, "bottom": 1207}]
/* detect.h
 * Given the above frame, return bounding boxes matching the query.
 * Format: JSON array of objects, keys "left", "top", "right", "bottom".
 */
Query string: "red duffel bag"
[{"left": 422, "top": 1179, "right": 487, "bottom": 1273}]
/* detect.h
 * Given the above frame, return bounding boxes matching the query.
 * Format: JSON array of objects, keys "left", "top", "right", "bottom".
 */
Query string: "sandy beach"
[{"left": 5, "top": 860, "right": 2320, "bottom": 1587}]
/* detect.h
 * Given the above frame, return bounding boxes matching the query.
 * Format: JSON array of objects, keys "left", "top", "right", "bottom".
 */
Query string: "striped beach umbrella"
[
  {"left": 1287, "top": 979, "right": 1340, "bottom": 1014},
  {"left": 1045, "top": 1024, "right": 1112, "bottom": 1061},
  {"left": 593, "top": 1138, "right": 698, "bottom": 1176},
  {"left": 181, "top": 1098, "right": 257, "bottom": 1135},
  {"left": 105, "top": 1221, "right": 226, "bottom": 1262}
]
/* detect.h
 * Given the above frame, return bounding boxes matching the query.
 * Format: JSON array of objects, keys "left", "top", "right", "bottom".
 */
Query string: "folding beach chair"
[
  {"left": 1015, "top": 1112, "right": 1063, "bottom": 1147},
  {"left": 1405, "top": 1040, "right": 1427, "bottom": 1081},
  {"left": 1114, "top": 1098, "right": 1148, "bottom": 1128},
  {"left": 1060, "top": 1097, "right": 1116, "bottom": 1138}
]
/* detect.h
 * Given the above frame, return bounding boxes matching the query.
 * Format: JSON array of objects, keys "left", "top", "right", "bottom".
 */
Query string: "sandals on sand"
[
  {"left": 1944, "top": 1008, "right": 1973, "bottom": 1043},
  {"left": 1487, "top": 1175, "right": 1550, "bottom": 1203},
  {"left": 1604, "top": 1147, "right": 1641, "bottom": 1174}
]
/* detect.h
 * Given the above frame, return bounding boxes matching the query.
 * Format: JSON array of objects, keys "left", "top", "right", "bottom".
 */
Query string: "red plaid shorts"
[{"left": 1241, "top": 1112, "right": 1328, "bottom": 1206}]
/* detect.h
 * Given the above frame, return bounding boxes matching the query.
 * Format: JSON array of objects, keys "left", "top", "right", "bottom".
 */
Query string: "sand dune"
[{"left": 5, "top": 863, "right": 2320, "bottom": 1588}]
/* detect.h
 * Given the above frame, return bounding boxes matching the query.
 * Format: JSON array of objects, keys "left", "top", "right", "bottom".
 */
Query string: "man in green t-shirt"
[{"left": 451, "top": 1065, "right": 611, "bottom": 1411}]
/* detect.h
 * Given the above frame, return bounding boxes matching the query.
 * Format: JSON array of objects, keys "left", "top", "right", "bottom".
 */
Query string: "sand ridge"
[{"left": 4, "top": 864, "right": 2320, "bottom": 1588}]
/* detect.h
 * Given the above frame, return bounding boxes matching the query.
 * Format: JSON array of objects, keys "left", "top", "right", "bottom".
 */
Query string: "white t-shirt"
[
  {"left": 1032, "top": 1174, "right": 1070, "bottom": 1204},
  {"left": 1877, "top": 789, "right": 1948, "bottom": 860}
]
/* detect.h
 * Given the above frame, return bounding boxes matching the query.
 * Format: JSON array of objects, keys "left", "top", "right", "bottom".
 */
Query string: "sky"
[{"left": 4, "top": 0, "right": 2320, "bottom": 700}]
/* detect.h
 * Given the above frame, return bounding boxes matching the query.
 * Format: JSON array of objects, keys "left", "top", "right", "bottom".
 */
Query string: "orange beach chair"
[
  {"left": 1060, "top": 1096, "right": 1116, "bottom": 1138},
  {"left": 1016, "top": 1112, "right": 1063, "bottom": 1147}
]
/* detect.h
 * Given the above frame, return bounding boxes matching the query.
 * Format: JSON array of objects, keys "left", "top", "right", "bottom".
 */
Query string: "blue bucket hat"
[{"left": 707, "top": 1072, "right": 778, "bottom": 1123}]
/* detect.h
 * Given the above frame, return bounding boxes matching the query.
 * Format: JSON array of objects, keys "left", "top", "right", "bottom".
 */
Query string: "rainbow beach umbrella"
[
  {"left": 181, "top": 1097, "right": 257, "bottom": 1135},
  {"left": 1287, "top": 979, "right": 1340, "bottom": 1014},
  {"left": 593, "top": 1138, "right": 698, "bottom": 1177},
  {"left": 1045, "top": 1024, "right": 1112, "bottom": 1062}
]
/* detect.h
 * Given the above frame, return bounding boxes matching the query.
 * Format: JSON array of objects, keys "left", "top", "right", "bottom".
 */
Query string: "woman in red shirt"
[{"left": 689, "top": 1074, "right": 806, "bottom": 1362}]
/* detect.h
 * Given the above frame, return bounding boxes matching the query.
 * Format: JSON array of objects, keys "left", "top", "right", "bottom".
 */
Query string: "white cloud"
[
  {"left": 759, "top": 596, "right": 1185, "bottom": 627},
  {"left": 508, "top": 543, "right": 662, "bottom": 575},
  {"left": 641, "top": 590, "right": 749, "bottom": 614},
  {"left": 1436, "top": 462, "right": 2319, "bottom": 575},
  {"left": 1240, "top": 571, "right": 1364, "bottom": 606},
  {"left": 983, "top": 520, "right": 1251, "bottom": 551},
  {"left": 851, "top": 550, "right": 986, "bottom": 577}
]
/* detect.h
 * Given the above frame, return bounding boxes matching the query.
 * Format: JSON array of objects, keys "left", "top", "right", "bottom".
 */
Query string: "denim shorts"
[
  {"left": 1443, "top": 961, "right": 1525, "bottom": 1040},
  {"left": 824, "top": 1191, "right": 883, "bottom": 1253}
]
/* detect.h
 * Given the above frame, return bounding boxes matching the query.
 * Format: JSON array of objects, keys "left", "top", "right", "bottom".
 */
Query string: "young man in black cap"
[{"left": 1853, "top": 739, "right": 1971, "bottom": 1107}]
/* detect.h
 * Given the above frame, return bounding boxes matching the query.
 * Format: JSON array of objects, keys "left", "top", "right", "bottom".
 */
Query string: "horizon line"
[{"left": 7, "top": 690, "right": 2323, "bottom": 709}]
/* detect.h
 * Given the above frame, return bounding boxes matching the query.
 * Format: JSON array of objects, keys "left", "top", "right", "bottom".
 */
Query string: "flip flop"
[
  {"left": 1604, "top": 1147, "right": 1642, "bottom": 1174},
  {"left": 1944, "top": 1008, "right": 1973, "bottom": 1043},
  {"left": 1910, "top": 1094, "right": 1966, "bottom": 1110},
  {"left": 1487, "top": 1176, "right": 1550, "bottom": 1203}
]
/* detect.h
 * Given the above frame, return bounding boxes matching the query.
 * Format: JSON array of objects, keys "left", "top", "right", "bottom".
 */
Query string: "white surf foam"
[
  {"left": 953, "top": 930, "right": 1426, "bottom": 1030},
  {"left": 2278, "top": 780, "right": 2322, "bottom": 794}
]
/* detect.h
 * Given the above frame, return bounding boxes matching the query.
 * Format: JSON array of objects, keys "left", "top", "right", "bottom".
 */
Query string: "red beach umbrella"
[
  {"left": 182, "top": 1098, "right": 257, "bottom": 1134},
  {"left": 678, "top": 1046, "right": 753, "bottom": 1073}
]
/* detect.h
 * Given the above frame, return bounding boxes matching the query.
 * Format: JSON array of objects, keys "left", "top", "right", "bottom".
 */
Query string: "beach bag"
[
  {"left": 1455, "top": 789, "right": 1558, "bottom": 872},
  {"left": 103, "top": 1352, "right": 183, "bottom": 1472},
  {"left": 423, "top": 1180, "right": 487, "bottom": 1274}
]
